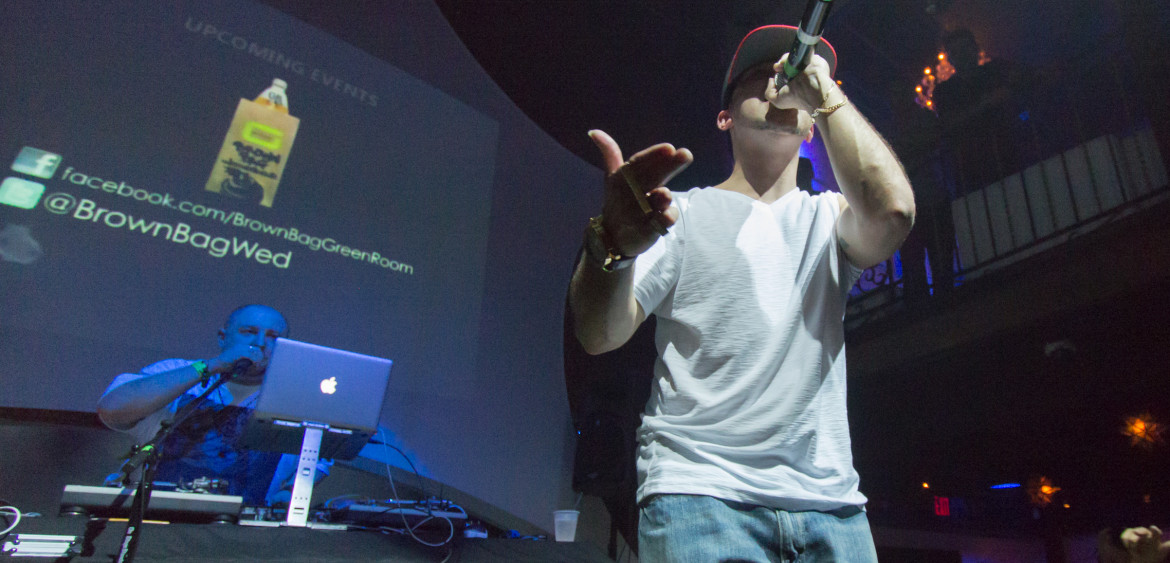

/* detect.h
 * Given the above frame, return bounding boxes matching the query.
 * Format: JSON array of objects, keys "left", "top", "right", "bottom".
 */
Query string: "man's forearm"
[
  {"left": 817, "top": 98, "right": 916, "bottom": 222},
  {"left": 570, "top": 131, "right": 686, "bottom": 354},
  {"left": 97, "top": 365, "right": 203, "bottom": 430},
  {"left": 569, "top": 253, "right": 643, "bottom": 355}
]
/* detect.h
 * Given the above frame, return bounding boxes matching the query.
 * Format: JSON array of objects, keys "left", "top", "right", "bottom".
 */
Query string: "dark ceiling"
[
  {"left": 429, "top": 0, "right": 946, "bottom": 188},
  {"left": 261, "top": 0, "right": 1113, "bottom": 188},
  {"left": 429, "top": 0, "right": 1109, "bottom": 188}
]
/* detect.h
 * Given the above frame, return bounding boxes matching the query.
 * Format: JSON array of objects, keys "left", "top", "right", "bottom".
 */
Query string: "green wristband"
[{"left": 192, "top": 360, "right": 210, "bottom": 385}]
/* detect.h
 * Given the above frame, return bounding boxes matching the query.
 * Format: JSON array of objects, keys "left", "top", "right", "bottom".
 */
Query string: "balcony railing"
[{"left": 846, "top": 48, "right": 1169, "bottom": 328}]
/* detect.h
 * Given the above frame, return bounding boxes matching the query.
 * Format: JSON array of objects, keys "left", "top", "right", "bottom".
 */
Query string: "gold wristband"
[
  {"left": 811, "top": 99, "right": 848, "bottom": 119},
  {"left": 585, "top": 216, "right": 635, "bottom": 272},
  {"left": 810, "top": 84, "right": 847, "bottom": 119}
]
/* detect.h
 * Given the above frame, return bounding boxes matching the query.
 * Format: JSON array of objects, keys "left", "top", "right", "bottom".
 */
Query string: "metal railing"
[{"left": 846, "top": 47, "right": 1169, "bottom": 327}]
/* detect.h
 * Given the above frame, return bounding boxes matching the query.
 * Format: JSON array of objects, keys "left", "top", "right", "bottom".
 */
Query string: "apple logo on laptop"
[{"left": 320, "top": 377, "right": 338, "bottom": 395}]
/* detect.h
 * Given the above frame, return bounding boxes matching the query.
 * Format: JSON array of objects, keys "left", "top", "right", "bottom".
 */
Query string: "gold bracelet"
[
  {"left": 810, "top": 97, "right": 848, "bottom": 119},
  {"left": 819, "top": 83, "right": 838, "bottom": 104}
]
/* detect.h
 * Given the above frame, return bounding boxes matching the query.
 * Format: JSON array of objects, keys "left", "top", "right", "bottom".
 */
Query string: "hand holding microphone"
[
  {"left": 775, "top": 0, "right": 834, "bottom": 88},
  {"left": 229, "top": 356, "right": 255, "bottom": 378},
  {"left": 768, "top": 52, "right": 838, "bottom": 115},
  {"left": 208, "top": 343, "right": 265, "bottom": 380}
]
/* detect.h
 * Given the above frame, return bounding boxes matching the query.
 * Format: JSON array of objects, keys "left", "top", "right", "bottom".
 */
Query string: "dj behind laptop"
[{"left": 63, "top": 338, "right": 469, "bottom": 544}]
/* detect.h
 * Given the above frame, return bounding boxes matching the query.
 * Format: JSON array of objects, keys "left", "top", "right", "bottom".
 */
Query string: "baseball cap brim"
[{"left": 722, "top": 25, "right": 838, "bottom": 109}]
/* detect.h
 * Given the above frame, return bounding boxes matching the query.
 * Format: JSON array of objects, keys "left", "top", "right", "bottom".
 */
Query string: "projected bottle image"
[{"left": 205, "top": 78, "right": 300, "bottom": 207}]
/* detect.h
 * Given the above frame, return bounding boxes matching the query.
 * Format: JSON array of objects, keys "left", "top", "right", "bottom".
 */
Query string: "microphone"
[
  {"left": 229, "top": 357, "right": 253, "bottom": 378},
  {"left": 777, "top": 0, "right": 834, "bottom": 84}
]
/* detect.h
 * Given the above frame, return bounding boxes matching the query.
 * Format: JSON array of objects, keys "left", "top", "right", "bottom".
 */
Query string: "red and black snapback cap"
[{"left": 722, "top": 25, "right": 838, "bottom": 109}]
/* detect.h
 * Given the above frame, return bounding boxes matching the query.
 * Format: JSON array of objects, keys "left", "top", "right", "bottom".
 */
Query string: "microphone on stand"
[{"left": 776, "top": 0, "right": 834, "bottom": 86}]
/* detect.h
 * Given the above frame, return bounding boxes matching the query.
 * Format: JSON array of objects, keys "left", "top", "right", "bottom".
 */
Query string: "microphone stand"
[{"left": 112, "top": 372, "right": 236, "bottom": 563}]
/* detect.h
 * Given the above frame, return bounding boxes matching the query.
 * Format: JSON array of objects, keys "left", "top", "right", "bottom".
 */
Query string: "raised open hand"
[{"left": 588, "top": 129, "right": 693, "bottom": 259}]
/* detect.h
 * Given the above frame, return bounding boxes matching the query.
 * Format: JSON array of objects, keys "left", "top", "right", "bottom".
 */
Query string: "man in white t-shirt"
[{"left": 569, "top": 25, "right": 915, "bottom": 560}]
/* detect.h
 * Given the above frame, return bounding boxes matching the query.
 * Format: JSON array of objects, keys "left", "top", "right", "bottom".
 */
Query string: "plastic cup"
[{"left": 553, "top": 509, "right": 579, "bottom": 542}]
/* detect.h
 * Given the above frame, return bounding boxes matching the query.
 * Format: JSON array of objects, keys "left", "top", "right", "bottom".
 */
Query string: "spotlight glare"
[
  {"left": 1124, "top": 414, "right": 1163, "bottom": 448},
  {"left": 1027, "top": 476, "right": 1060, "bottom": 506}
]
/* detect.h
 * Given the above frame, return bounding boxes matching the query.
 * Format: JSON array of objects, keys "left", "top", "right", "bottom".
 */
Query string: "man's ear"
[
  {"left": 217, "top": 328, "right": 227, "bottom": 348},
  {"left": 717, "top": 109, "right": 733, "bottom": 131}
]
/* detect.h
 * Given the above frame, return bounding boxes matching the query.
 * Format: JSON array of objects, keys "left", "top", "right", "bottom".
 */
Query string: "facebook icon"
[{"left": 11, "top": 147, "right": 62, "bottom": 179}]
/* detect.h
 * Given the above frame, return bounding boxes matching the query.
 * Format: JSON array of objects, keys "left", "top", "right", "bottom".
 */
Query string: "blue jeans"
[{"left": 638, "top": 494, "right": 878, "bottom": 562}]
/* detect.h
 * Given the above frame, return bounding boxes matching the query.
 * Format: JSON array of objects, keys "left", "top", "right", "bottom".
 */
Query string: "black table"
[{"left": 4, "top": 517, "right": 611, "bottom": 562}]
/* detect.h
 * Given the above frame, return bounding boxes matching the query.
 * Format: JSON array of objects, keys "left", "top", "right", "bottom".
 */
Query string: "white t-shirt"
[
  {"left": 102, "top": 359, "right": 330, "bottom": 504},
  {"left": 104, "top": 359, "right": 252, "bottom": 446},
  {"left": 632, "top": 187, "right": 866, "bottom": 511}
]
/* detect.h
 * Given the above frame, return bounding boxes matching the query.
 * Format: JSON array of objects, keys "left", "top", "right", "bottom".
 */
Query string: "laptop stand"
[{"left": 285, "top": 422, "right": 325, "bottom": 527}]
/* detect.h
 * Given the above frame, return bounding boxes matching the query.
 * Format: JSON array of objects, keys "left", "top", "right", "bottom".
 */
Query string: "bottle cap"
[{"left": 272, "top": 78, "right": 287, "bottom": 90}]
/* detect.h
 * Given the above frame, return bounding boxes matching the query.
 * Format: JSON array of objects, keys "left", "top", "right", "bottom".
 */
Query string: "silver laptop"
[{"left": 240, "top": 338, "right": 392, "bottom": 460}]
